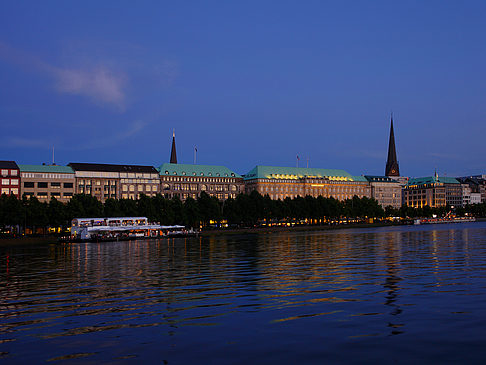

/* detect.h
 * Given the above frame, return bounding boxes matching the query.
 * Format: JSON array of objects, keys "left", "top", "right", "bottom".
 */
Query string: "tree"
[
  {"left": 48, "top": 197, "right": 68, "bottom": 229},
  {"left": 197, "top": 192, "right": 221, "bottom": 226},
  {"left": 183, "top": 197, "right": 200, "bottom": 228}
]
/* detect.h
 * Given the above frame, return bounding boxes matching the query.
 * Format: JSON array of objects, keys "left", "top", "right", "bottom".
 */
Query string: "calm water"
[{"left": 2, "top": 223, "right": 486, "bottom": 364}]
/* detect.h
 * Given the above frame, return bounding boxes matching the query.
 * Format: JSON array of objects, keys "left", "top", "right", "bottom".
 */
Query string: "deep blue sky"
[{"left": 1, "top": 1, "right": 485, "bottom": 177}]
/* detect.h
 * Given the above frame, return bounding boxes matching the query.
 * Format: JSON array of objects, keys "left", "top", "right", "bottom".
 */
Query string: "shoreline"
[
  {"left": 199, "top": 221, "right": 404, "bottom": 236},
  {"left": 1, "top": 219, "right": 484, "bottom": 246}
]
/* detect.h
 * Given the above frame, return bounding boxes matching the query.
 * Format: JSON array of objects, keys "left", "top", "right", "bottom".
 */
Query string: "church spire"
[
  {"left": 385, "top": 115, "right": 399, "bottom": 176},
  {"left": 170, "top": 129, "right": 177, "bottom": 164}
]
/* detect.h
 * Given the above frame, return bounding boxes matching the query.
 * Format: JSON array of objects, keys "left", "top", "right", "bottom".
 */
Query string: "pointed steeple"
[
  {"left": 170, "top": 129, "right": 177, "bottom": 164},
  {"left": 385, "top": 115, "right": 400, "bottom": 176}
]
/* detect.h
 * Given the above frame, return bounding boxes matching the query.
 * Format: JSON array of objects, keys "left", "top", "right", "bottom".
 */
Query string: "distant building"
[
  {"left": 385, "top": 116, "right": 400, "bottom": 177},
  {"left": 404, "top": 175, "right": 461, "bottom": 208},
  {"left": 158, "top": 163, "right": 244, "bottom": 200},
  {"left": 19, "top": 164, "right": 75, "bottom": 202},
  {"left": 244, "top": 165, "right": 371, "bottom": 200},
  {"left": 458, "top": 176, "right": 486, "bottom": 203},
  {"left": 460, "top": 183, "right": 482, "bottom": 206},
  {"left": 0, "top": 160, "right": 20, "bottom": 198},
  {"left": 364, "top": 176, "right": 402, "bottom": 209},
  {"left": 69, "top": 163, "right": 160, "bottom": 201}
]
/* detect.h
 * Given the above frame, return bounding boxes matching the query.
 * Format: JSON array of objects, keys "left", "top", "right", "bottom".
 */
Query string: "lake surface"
[{"left": 2, "top": 222, "right": 486, "bottom": 364}]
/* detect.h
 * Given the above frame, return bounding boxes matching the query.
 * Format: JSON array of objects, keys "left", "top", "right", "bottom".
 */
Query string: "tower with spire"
[
  {"left": 385, "top": 115, "right": 400, "bottom": 177},
  {"left": 170, "top": 129, "right": 177, "bottom": 164}
]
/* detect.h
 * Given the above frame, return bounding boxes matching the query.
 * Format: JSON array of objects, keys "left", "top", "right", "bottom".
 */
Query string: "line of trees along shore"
[{"left": 1, "top": 192, "right": 486, "bottom": 234}]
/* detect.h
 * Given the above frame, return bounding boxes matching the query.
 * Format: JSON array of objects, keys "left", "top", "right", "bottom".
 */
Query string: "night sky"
[{"left": 1, "top": 1, "right": 485, "bottom": 177}]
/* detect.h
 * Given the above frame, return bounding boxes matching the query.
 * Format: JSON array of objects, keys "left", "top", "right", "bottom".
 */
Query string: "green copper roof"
[
  {"left": 408, "top": 176, "right": 460, "bottom": 186},
  {"left": 158, "top": 163, "right": 242, "bottom": 178},
  {"left": 244, "top": 165, "right": 362, "bottom": 181},
  {"left": 19, "top": 164, "right": 74, "bottom": 173}
]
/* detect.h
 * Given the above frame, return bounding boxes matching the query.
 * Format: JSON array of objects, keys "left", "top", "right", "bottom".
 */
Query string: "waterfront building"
[
  {"left": 460, "top": 183, "right": 482, "bottom": 206},
  {"left": 0, "top": 160, "right": 20, "bottom": 198},
  {"left": 19, "top": 164, "right": 75, "bottom": 202},
  {"left": 364, "top": 176, "right": 402, "bottom": 209},
  {"left": 385, "top": 116, "right": 400, "bottom": 177},
  {"left": 403, "top": 175, "right": 461, "bottom": 208},
  {"left": 69, "top": 163, "right": 160, "bottom": 201},
  {"left": 244, "top": 165, "right": 371, "bottom": 200},
  {"left": 158, "top": 163, "right": 244, "bottom": 200},
  {"left": 458, "top": 176, "right": 486, "bottom": 203}
]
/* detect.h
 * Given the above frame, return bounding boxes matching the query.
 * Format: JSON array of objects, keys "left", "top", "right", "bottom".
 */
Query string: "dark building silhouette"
[
  {"left": 385, "top": 116, "right": 400, "bottom": 177},
  {"left": 170, "top": 130, "right": 177, "bottom": 164}
]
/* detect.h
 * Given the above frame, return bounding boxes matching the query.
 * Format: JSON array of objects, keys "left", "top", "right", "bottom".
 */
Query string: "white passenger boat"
[{"left": 66, "top": 217, "right": 197, "bottom": 242}]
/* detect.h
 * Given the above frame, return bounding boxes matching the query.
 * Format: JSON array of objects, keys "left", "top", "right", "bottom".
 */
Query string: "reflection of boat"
[
  {"left": 414, "top": 217, "right": 476, "bottom": 225},
  {"left": 59, "top": 217, "right": 198, "bottom": 242}
]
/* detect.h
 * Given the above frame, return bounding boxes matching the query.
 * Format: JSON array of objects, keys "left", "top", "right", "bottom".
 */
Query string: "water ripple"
[{"left": 1, "top": 223, "right": 486, "bottom": 363}]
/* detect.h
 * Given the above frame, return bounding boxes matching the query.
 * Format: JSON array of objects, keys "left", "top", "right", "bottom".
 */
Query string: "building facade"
[
  {"left": 159, "top": 163, "right": 244, "bottom": 200},
  {"left": 364, "top": 176, "right": 402, "bottom": 209},
  {"left": 244, "top": 166, "right": 371, "bottom": 201},
  {"left": 403, "top": 176, "right": 462, "bottom": 208},
  {"left": 19, "top": 165, "right": 75, "bottom": 202},
  {"left": 0, "top": 160, "right": 20, "bottom": 198},
  {"left": 461, "top": 184, "right": 482, "bottom": 206},
  {"left": 69, "top": 163, "right": 160, "bottom": 201},
  {"left": 458, "top": 176, "right": 486, "bottom": 204},
  {"left": 442, "top": 177, "right": 462, "bottom": 207}
]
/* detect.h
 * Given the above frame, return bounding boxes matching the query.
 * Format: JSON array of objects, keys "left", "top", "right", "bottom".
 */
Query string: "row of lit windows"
[
  {"left": 162, "top": 176, "right": 239, "bottom": 183},
  {"left": 21, "top": 173, "right": 73, "bottom": 179},
  {"left": 1, "top": 188, "right": 18, "bottom": 195},
  {"left": 23, "top": 192, "right": 73, "bottom": 198},
  {"left": 78, "top": 179, "right": 117, "bottom": 186},
  {"left": 120, "top": 179, "right": 159, "bottom": 184},
  {"left": 1, "top": 169, "right": 18, "bottom": 177},
  {"left": 2, "top": 179, "right": 19, "bottom": 185},
  {"left": 121, "top": 184, "right": 158, "bottom": 192}
]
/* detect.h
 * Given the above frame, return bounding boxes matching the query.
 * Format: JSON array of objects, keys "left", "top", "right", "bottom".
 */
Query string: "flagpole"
[{"left": 194, "top": 146, "right": 197, "bottom": 164}]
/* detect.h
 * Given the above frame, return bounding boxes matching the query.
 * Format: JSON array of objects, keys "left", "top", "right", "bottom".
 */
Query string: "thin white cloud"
[
  {"left": 0, "top": 41, "right": 127, "bottom": 110},
  {"left": 54, "top": 67, "right": 126, "bottom": 110},
  {"left": 68, "top": 120, "right": 148, "bottom": 150},
  {"left": 2, "top": 120, "right": 147, "bottom": 151},
  {"left": 3, "top": 137, "right": 51, "bottom": 148}
]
